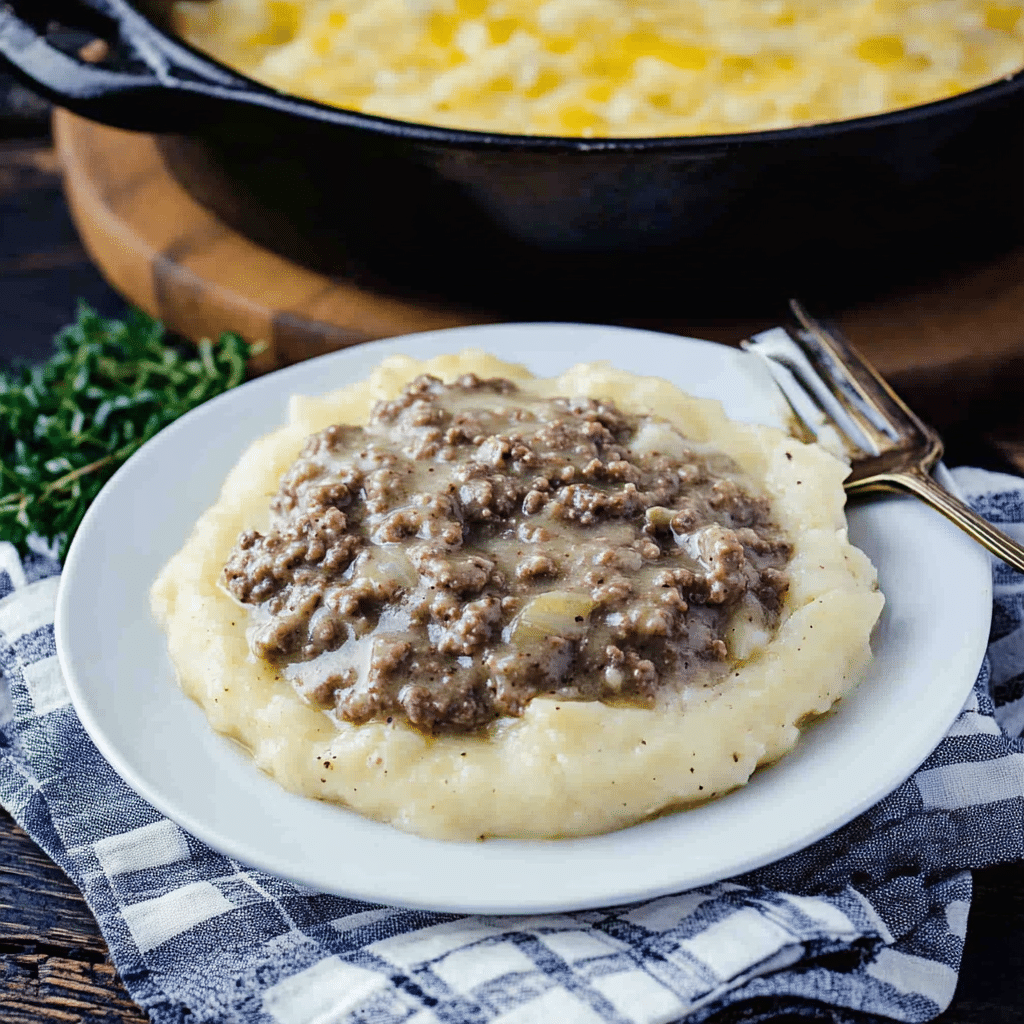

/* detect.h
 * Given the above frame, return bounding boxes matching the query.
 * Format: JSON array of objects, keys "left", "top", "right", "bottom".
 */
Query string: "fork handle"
[{"left": 862, "top": 466, "right": 1024, "bottom": 574}]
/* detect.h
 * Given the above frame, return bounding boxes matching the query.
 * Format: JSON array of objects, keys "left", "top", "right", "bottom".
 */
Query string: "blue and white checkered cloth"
[{"left": 1, "top": 466, "right": 1022, "bottom": 1024}]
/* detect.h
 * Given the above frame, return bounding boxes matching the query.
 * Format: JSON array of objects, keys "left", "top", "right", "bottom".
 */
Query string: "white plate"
[{"left": 55, "top": 323, "right": 992, "bottom": 914}]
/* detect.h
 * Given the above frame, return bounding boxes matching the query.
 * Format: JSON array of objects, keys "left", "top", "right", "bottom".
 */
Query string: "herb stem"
[
  {"left": 41, "top": 450, "right": 121, "bottom": 497},
  {"left": 1, "top": 303, "right": 257, "bottom": 560}
]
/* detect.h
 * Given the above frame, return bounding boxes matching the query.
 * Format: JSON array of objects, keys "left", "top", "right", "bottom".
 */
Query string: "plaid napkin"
[{"left": 1, "top": 466, "right": 1022, "bottom": 1024}]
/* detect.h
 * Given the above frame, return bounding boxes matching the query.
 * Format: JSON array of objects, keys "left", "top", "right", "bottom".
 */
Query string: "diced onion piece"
[
  {"left": 511, "top": 590, "right": 595, "bottom": 643},
  {"left": 362, "top": 548, "right": 419, "bottom": 590},
  {"left": 645, "top": 505, "right": 675, "bottom": 528}
]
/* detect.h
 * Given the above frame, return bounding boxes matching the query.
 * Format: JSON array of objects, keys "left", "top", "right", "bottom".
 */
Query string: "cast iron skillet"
[{"left": 4, "top": 0, "right": 1024, "bottom": 315}]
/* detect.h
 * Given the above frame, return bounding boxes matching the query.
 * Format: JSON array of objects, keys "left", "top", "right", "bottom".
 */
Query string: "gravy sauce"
[{"left": 222, "top": 374, "right": 792, "bottom": 733}]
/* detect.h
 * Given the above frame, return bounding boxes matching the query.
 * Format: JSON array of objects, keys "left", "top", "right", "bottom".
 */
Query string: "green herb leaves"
[{"left": 1, "top": 303, "right": 255, "bottom": 561}]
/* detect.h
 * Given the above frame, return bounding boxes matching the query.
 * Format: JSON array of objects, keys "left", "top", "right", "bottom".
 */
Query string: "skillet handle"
[{"left": 0, "top": 0, "right": 257, "bottom": 131}]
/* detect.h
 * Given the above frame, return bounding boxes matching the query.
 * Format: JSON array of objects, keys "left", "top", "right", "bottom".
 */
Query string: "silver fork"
[{"left": 741, "top": 300, "right": 1024, "bottom": 574}]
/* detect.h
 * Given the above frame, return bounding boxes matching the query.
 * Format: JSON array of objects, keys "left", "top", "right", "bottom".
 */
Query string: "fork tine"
[
  {"left": 788, "top": 300, "right": 933, "bottom": 448},
  {"left": 740, "top": 338, "right": 833, "bottom": 446},
  {"left": 745, "top": 303, "right": 1024, "bottom": 575},
  {"left": 741, "top": 326, "right": 885, "bottom": 456}
]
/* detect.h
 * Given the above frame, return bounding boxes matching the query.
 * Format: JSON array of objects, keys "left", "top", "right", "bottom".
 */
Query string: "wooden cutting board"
[{"left": 52, "top": 107, "right": 1024, "bottom": 434}]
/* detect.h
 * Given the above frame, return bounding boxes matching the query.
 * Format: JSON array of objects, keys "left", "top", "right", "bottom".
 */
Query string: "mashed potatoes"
[
  {"left": 173, "top": 0, "right": 1024, "bottom": 136},
  {"left": 150, "top": 352, "right": 883, "bottom": 841}
]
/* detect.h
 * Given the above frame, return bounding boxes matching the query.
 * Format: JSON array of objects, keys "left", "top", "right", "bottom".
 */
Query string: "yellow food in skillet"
[{"left": 174, "top": 0, "right": 1024, "bottom": 136}]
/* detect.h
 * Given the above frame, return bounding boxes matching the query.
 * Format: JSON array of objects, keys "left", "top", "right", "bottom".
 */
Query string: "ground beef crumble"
[{"left": 221, "top": 374, "right": 793, "bottom": 733}]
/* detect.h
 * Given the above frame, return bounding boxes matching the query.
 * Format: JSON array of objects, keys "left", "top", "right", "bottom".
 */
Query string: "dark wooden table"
[{"left": 3, "top": 87, "right": 1024, "bottom": 1024}]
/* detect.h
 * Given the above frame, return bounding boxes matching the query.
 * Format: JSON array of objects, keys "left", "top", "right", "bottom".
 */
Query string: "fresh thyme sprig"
[{"left": 0, "top": 303, "right": 256, "bottom": 561}]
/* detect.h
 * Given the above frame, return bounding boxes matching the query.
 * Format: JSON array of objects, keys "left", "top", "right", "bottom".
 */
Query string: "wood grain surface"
[
  {"left": 0, "top": 809, "right": 147, "bottom": 1024},
  {"left": 52, "top": 110, "right": 493, "bottom": 377},
  {"left": 0, "top": 137, "right": 127, "bottom": 366}
]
